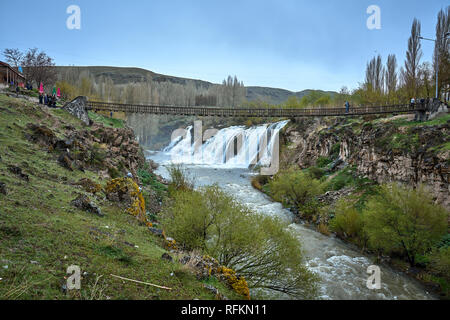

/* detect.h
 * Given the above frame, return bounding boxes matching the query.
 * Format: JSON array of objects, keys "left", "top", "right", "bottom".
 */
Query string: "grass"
[
  {"left": 0, "top": 94, "right": 239, "bottom": 300},
  {"left": 88, "top": 111, "right": 125, "bottom": 128},
  {"left": 390, "top": 113, "right": 450, "bottom": 127}
]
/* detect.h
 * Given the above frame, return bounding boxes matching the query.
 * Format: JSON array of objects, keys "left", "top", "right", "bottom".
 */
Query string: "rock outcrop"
[
  {"left": 63, "top": 96, "right": 90, "bottom": 125},
  {"left": 284, "top": 115, "right": 450, "bottom": 209}
]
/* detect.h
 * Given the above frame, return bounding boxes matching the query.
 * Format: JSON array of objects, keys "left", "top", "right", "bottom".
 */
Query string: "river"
[{"left": 144, "top": 121, "right": 435, "bottom": 300}]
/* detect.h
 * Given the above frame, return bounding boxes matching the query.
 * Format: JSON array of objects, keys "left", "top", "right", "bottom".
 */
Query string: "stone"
[
  {"left": 58, "top": 152, "right": 73, "bottom": 171},
  {"left": 161, "top": 253, "right": 173, "bottom": 262},
  {"left": 0, "top": 182, "right": 6, "bottom": 195},
  {"left": 63, "top": 96, "right": 90, "bottom": 125},
  {"left": 25, "top": 123, "right": 57, "bottom": 148},
  {"left": 148, "top": 227, "right": 164, "bottom": 237},
  {"left": 71, "top": 194, "right": 104, "bottom": 217},
  {"left": 8, "top": 165, "right": 29, "bottom": 181}
]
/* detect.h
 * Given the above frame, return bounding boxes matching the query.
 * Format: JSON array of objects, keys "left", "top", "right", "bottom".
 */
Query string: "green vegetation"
[
  {"left": 268, "top": 169, "right": 324, "bottom": 218},
  {"left": 161, "top": 175, "right": 318, "bottom": 299},
  {"left": 329, "top": 199, "right": 366, "bottom": 247},
  {"left": 88, "top": 111, "right": 125, "bottom": 128},
  {"left": 363, "top": 184, "right": 447, "bottom": 266},
  {"left": 0, "top": 94, "right": 238, "bottom": 300}
]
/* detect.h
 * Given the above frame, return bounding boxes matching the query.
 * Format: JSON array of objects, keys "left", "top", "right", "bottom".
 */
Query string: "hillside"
[
  {"left": 55, "top": 66, "right": 336, "bottom": 104},
  {"left": 0, "top": 92, "right": 242, "bottom": 300}
]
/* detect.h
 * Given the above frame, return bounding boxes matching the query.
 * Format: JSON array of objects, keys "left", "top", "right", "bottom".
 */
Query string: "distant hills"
[{"left": 55, "top": 66, "right": 336, "bottom": 105}]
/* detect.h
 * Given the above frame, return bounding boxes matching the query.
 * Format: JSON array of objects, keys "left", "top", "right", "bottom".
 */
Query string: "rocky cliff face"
[{"left": 283, "top": 115, "right": 450, "bottom": 209}]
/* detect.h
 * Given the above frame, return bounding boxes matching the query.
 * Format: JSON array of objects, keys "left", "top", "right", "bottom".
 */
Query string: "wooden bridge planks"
[{"left": 86, "top": 101, "right": 424, "bottom": 118}]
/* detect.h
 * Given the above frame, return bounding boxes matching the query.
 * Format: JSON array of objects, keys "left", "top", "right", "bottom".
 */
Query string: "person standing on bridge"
[{"left": 345, "top": 101, "right": 350, "bottom": 113}]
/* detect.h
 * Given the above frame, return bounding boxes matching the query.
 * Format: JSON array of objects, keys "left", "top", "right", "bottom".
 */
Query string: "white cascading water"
[
  {"left": 146, "top": 120, "right": 434, "bottom": 300},
  {"left": 163, "top": 120, "right": 289, "bottom": 168}
]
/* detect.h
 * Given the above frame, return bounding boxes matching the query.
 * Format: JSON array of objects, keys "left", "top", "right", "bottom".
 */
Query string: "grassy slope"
[{"left": 0, "top": 94, "right": 239, "bottom": 300}]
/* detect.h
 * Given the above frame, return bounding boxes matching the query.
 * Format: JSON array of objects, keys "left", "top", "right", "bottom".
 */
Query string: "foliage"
[
  {"left": 161, "top": 186, "right": 318, "bottom": 299},
  {"left": 326, "top": 167, "right": 354, "bottom": 191},
  {"left": 137, "top": 167, "right": 167, "bottom": 199},
  {"left": 362, "top": 184, "right": 448, "bottom": 265},
  {"left": 427, "top": 247, "right": 450, "bottom": 282},
  {"left": 166, "top": 164, "right": 195, "bottom": 193},
  {"left": 268, "top": 169, "right": 324, "bottom": 210},
  {"left": 329, "top": 199, "right": 366, "bottom": 245},
  {"left": 316, "top": 156, "right": 332, "bottom": 168}
]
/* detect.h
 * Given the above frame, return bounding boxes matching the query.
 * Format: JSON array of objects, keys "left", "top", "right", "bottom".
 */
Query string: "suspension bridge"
[{"left": 85, "top": 99, "right": 439, "bottom": 119}]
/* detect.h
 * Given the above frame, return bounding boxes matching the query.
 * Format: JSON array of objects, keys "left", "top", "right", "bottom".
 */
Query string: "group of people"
[
  {"left": 410, "top": 97, "right": 429, "bottom": 107},
  {"left": 39, "top": 93, "right": 57, "bottom": 108}
]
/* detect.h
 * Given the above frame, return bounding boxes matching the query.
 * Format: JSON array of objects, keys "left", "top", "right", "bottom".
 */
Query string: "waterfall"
[{"left": 162, "top": 120, "right": 289, "bottom": 168}]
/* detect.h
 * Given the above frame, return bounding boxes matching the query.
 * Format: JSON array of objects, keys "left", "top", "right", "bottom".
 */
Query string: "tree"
[
  {"left": 363, "top": 184, "right": 448, "bottom": 266},
  {"left": 268, "top": 169, "right": 324, "bottom": 214},
  {"left": 405, "top": 19, "right": 423, "bottom": 97},
  {"left": 220, "top": 75, "right": 246, "bottom": 107},
  {"left": 2, "top": 48, "right": 23, "bottom": 68},
  {"left": 365, "top": 55, "right": 385, "bottom": 94},
  {"left": 161, "top": 186, "right": 318, "bottom": 299},
  {"left": 418, "top": 62, "right": 433, "bottom": 98},
  {"left": 434, "top": 7, "right": 450, "bottom": 98},
  {"left": 385, "top": 54, "right": 398, "bottom": 97},
  {"left": 22, "top": 48, "right": 56, "bottom": 87}
]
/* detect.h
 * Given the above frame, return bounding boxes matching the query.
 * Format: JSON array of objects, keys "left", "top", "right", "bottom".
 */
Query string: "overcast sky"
[{"left": 0, "top": 0, "right": 448, "bottom": 92}]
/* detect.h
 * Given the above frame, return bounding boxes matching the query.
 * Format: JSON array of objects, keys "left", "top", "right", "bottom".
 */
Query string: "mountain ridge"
[{"left": 55, "top": 66, "right": 337, "bottom": 104}]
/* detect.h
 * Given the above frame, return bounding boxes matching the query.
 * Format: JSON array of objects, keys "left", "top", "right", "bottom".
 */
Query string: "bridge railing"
[{"left": 86, "top": 100, "right": 425, "bottom": 118}]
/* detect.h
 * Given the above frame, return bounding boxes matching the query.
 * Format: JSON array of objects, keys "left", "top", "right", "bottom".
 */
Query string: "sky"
[{"left": 0, "top": 0, "right": 448, "bottom": 92}]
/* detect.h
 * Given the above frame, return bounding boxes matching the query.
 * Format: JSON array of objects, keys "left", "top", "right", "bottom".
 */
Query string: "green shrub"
[
  {"left": 268, "top": 169, "right": 324, "bottom": 210},
  {"left": 307, "top": 166, "right": 325, "bottom": 179},
  {"left": 427, "top": 247, "right": 450, "bottom": 282},
  {"left": 138, "top": 168, "right": 167, "bottom": 198},
  {"left": 161, "top": 186, "right": 318, "bottom": 299},
  {"left": 329, "top": 199, "right": 366, "bottom": 244},
  {"left": 363, "top": 184, "right": 448, "bottom": 266},
  {"left": 330, "top": 142, "right": 341, "bottom": 158},
  {"left": 166, "top": 164, "right": 195, "bottom": 193},
  {"left": 327, "top": 168, "right": 354, "bottom": 191},
  {"left": 316, "top": 156, "right": 332, "bottom": 168}
]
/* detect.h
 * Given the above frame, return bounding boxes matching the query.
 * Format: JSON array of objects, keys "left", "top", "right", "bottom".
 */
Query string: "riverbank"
[
  {"left": 0, "top": 93, "right": 241, "bottom": 300},
  {"left": 147, "top": 148, "right": 435, "bottom": 300},
  {"left": 250, "top": 115, "right": 449, "bottom": 299}
]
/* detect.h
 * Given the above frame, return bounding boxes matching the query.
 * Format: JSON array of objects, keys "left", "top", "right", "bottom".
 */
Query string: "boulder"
[
  {"left": 8, "top": 165, "right": 29, "bottom": 182},
  {"left": 58, "top": 152, "right": 73, "bottom": 171},
  {"left": 0, "top": 182, "right": 7, "bottom": 195},
  {"left": 71, "top": 194, "right": 103, "bottom": 217},
  {"left": 63, "top": 96, "right": 90, "bottom": 125},
  {"left": 72, "top": 178, "right": 102, "bottom": 194},
  {"left": 25, "top": 123, "right": 57, "bottom": 148},
  {"left": 104, "top": 178, "right": 149, "bottom": 225}
]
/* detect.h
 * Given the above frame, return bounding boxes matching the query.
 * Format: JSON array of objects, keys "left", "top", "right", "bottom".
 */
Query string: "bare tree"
[
  {"left": 2, "top": 48, "right": 23, "bottom": 68},
  {"left": 22, "top": 48, "right": 56, "bottom": 87},
  {"left": 365, "top": 55, "right": 384, "bottom": 92},
  {"left": 385, "top": 54, "right": 398, "bottom": 96},
  {"left": 405, "top": 18, "right": 423, "bottom": 97}
]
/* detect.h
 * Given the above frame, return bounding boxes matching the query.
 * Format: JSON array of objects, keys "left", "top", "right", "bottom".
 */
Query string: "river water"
[{"left": 144, "top": 121, "right": 435, "bottom": 300}]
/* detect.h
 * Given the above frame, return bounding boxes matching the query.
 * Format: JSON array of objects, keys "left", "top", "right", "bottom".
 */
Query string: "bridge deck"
[{"left": 87, "top": 101, "right": 425, "bottom": 118}]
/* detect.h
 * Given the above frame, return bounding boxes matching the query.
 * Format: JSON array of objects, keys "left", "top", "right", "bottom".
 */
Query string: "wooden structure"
[
  {"left": 87, "top": 100, "right": 426, "bottom": 118},
  {"left": 0, "top": 61, "right": 26, "bottom": 86}
]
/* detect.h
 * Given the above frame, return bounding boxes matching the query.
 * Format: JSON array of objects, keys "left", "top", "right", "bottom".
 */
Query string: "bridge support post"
[{"left": 414, "top": 110, "right": 428, "bottom": 122}]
